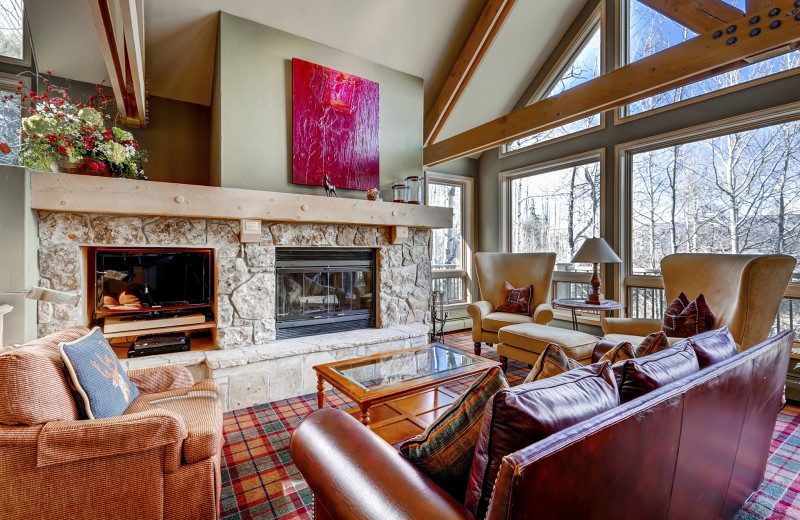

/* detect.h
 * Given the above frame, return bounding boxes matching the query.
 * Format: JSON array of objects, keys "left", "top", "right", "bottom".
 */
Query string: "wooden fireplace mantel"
[{"left": 30, "top": 172, "right": 453, "bottom": 229}]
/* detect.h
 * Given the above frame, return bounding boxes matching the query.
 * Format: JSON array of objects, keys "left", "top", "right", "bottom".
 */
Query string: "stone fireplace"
[
  {"left": 36, "top": 212, "right": 433, "bottom": 409},
  {"left": 24, "top": 171, "right": 451, "bottom": 411}
]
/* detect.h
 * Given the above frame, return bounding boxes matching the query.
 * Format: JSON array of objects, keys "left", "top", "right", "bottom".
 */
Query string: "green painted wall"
[
  {"left": 214, "top": 12, "right": 424, "bottom": 200},
  {"left": 0, "top": 166, "right": 37, "bottom": 344}
]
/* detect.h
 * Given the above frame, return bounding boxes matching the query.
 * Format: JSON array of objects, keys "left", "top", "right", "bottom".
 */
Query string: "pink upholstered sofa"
[{"left": 0, "top": 326, "right": 224, "bottom": 520}]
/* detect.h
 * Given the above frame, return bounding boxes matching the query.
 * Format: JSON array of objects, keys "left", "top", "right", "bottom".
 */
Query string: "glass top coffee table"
[{"left": 313, "top": 343, "right": 501, "bottom": 444}]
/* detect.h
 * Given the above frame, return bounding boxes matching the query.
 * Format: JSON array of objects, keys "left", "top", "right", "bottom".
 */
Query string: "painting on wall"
[{"left": 292, "top": 58, "right": 379, "bottom": 191}]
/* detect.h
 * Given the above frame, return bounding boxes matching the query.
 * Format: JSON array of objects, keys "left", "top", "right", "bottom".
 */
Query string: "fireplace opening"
[{"left": 275, "top": 249, "right": 376, "bottom": 339}]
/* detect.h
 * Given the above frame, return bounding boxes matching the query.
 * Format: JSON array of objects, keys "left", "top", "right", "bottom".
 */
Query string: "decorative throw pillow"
[
  {"left": 598, "top": 341, "right": 635, "bottom": 365},
  {"left": 59, "top": 327, "right": 140, "bottom": 419},
  {"left": 665, "top": 292, "right": 690, "bottom": 317},
  {"left": 399, "top": 367, "right": 508, "bottom": 501},
  {"left": 684, "top": 327, "right": 738, "bottom": 369},
  {"left": 634, "top": 331, "right": 671, "bottom": 357},
  {"left": 464, "top": 363, "right": 619, "bottom": 518},
  {"left": 662, "top": 293, "right": 715, "bottom": 338},
  {"left": 523, "top": 344, "right": 582, "bottom": 384},
  {"left": 495, "top": 281, "right": 533, "bottom": 316},
  {"left": 615, "top": 343, "right": 700, "bottom": 403}
]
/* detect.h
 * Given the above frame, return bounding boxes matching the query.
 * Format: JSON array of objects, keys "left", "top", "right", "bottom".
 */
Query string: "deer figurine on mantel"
[{"left": 323, "top": 173, "right": 337, "bottom": 197}]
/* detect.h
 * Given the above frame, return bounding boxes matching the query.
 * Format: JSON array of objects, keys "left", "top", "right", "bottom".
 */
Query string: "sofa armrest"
[
  {"left": 601, "top": 317, "right": 663, "bottom": 337},
  {"left": 532, "top": 302, "right": 554, "bottom": 324},
  {"left": 127, "top": 365, "right": 195, "bottom": 394},
  {"left": 291, "top": 408, "right": 474, "bottom": 520},
  {"left": 37, "top": 409, "right": 188, "bottom": 468}
]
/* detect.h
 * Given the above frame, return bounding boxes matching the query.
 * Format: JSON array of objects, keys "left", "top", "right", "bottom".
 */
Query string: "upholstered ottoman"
[{"left": 497, "top": 323, "right": 599, "bottom": 369}]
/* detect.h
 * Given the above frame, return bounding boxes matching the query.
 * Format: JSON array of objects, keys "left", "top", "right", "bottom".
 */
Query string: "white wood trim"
[
  {"left": 426, "top": 172, "right": 475, "bottom": 301},
  {"left": 30, "top": 171, "right": 453, "bottom": 229}
]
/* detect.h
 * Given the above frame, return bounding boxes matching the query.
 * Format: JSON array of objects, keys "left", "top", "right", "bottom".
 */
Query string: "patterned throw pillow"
[
  {"left": 59, "top": 327, "right": 140, "bottom": 419},
  {"left": 598, "top": 341, "right": 635, "bottom": 365},
  {"left": 399, "top": 366, "right": 508, "bottom": 501},
  {"left": 523, "top": 344, "right": 582, "bottom": 384},
  {"left": 634, "top": 331, "right": 671, "bottom": 357},
  {"left": 495, "top": 281, "right": 533, "bottom": 316},
  {"left": 662, "top": 293, "right": 715, "bottom": 338}
]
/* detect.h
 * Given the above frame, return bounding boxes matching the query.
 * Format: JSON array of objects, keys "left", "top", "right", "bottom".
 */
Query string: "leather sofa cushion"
[
  {"left": 684, "top": 327, "right": 739, "bottom": 368},
  {"left": 399, "top": 366, "right": 508, "bottom": 501},
  {"left": 482, "top": 312, "right": 532, "bottom": 332},
  {"left": 615, "top": 342, "right": 700, "bottom": 403},
  {"left": 464, "top": 362, "right": 619, "bottom": 518}
]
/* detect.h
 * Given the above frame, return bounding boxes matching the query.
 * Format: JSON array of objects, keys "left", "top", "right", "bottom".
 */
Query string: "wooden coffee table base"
[{"left": 345, "top": 386, "right": 460, "bottom": 445}]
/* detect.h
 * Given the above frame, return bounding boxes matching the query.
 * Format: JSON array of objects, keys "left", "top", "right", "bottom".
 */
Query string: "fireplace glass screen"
[{"left": 275, "top": 249, "right": 375, "bottom": 339}]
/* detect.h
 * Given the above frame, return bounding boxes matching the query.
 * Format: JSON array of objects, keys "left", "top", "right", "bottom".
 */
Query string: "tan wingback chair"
[
  {"left": 603, "top": 253, "right": 797, "bottom": 350},
  {"left": 468, "top": 252, "right": 556, "bottom": 355}
]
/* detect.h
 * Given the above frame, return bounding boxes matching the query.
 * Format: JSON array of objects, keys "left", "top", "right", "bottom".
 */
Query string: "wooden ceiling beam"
[
  {"left": 87, "top": 0, "right": 127, "bottom": 119},
  {"left": 423, "top": 0, "right": 515, "bottom": 146},
  {"left": 638, "top": 0, "right": 743, "bottom": 33},
  {"left": 86, "top": 0, "right": 147, "bottom": 128},
  {"left": 746, "top": 0, "right": 777, "bottom": 13},
  {"left": 423, "top": 0, "right": 800, "bottom": 166}
]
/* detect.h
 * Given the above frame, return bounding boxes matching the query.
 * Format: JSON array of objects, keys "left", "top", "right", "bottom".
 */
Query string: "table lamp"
[{"left": 570, "top": 238, "right": 621, "bottom": 305}]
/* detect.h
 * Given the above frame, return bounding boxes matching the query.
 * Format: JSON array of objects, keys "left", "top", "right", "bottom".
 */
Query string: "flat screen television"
[{"left": 91, "top": 248, "right": 213, "bottom": 315}]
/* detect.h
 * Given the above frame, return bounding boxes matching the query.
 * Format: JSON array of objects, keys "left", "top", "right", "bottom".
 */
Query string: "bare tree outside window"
[
  {"left": 631, "top": 121, "right": 800, "bottom": 280},
  {"left": 428, "top": 182, "right": 465, "bottom": 303},
  {"left": 0, "top": 0, "right": 23, "bottom": 60},
  {"left": 626, "top": 0, "right": 800, "bottom": 116},
  {"left": 510, "top": 162, "right": 601, "bottom": 269},
  {"left": 507, "top": 26, "right": 601, "bottom": 152}
]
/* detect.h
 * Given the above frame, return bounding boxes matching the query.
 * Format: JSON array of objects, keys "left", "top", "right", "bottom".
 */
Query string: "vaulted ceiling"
[{"left": 25, "top": 0, "right": 587, "bottom": 141}]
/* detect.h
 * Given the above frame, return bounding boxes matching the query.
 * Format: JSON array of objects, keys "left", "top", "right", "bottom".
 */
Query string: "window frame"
[
  {"left": 499, "top": 149, "right": 608, "bottom": 326},
  {"left": 615, "top": 99, "right": 800, "bottom": 332},
  {"left": 0, "top": 2, "right": 30, "bottom": 67},
  {"left": 614, "top": 0, "right": 800, "bottom": 125},
  {"left": 499, "top": 5, "right": 606, "bottom": 157},
  {"left": 425, "top": 171, "right": 475, "bottom": 307}
]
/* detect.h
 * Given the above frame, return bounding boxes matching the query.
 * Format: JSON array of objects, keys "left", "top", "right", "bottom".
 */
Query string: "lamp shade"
[{"left": 570, "top": 238, "right": 621, "bottom": 264}]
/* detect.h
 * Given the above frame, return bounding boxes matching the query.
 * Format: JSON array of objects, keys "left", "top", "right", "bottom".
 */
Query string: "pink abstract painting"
[{"left": 292, "top": 58, "right": 379, "bottom": 191}]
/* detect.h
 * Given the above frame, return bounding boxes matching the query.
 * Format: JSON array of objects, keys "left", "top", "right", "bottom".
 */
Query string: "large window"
[
  {"left": 0, "top": 0, "right": 26, "bottom": 64},
  {"left": 623, "top": 0, "right": 800, "bottom": 117},
  {"left": 630, "top": 119, "right": 800, "bottom": 281},
  {"left": 506, "top": 156, "right": 601, "bottom": 269},
  {"left": 0, "top": 73, "right": 25, "bottom": 165},
  {"left": 505, "top": 17, "right": 602, "bottom": 152},
  {"left": 427, "top": 173, "right": 473, "bottom": 304}
]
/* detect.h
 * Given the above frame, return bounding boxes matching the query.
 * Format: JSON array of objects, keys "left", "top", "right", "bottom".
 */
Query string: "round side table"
[{"left": 552, "top": 298, "right": 624, "bottom": 331}]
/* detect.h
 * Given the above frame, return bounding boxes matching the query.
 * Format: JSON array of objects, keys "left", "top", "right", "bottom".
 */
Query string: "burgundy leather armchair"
[{"left": 291, "top": 330, "right": 794, "bottom": 520}]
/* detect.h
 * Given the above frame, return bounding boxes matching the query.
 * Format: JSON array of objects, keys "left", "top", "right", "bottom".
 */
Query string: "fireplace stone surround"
[{"left": 36, "top": 211, "right": 433, "bottom": 410}]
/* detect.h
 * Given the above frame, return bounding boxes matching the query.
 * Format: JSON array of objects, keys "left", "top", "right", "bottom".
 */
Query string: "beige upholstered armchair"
[
  {"left": 603, "top": 253, "right": 797, "bottom": 350},
  {"left": 468, "top": 252, "right": 556, "bottom": 355}
]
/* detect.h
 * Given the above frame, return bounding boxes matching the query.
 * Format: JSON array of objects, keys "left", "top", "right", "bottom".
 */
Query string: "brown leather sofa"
[
  {"left": 468, "top": 252, "right": 556, "bottom": 356},
  {"left": 291, "top": 330, "right": 795, "bottom": 520}
]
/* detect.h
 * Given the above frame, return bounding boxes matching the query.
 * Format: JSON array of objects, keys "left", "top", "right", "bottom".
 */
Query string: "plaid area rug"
[{"left": 219, "top": 330, "right": 800, "bottom": 520}]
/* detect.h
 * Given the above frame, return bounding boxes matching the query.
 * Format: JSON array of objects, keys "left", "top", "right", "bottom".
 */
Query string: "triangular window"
[
  {"left": 624, "top": 0, "right": 800, "bottom": 117},
  {"left": 506, "top": 18, "right": 602, "bottom": 153}
]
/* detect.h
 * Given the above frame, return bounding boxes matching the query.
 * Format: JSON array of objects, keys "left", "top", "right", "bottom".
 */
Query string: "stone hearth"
[{"left": 36, "top": 211, "right": 433, "bottom": 409}]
